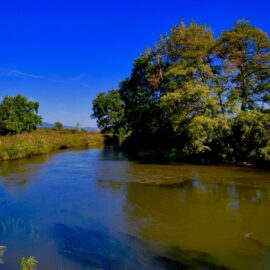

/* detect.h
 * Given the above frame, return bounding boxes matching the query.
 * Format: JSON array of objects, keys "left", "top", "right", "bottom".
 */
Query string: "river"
[{"left": 0, "top": 147, "right": 270, "bottom": 270}]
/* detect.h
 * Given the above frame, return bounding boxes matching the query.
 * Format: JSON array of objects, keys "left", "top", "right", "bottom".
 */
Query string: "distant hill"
[
  {"left": 83, "top": 127, "right": 99, "bottom": 131},
  {"left": 39, "top": 122, "right": 99, "bottom": 131},
  {"left": 41, "top": 122, "right": 55, "bottom": 129}
]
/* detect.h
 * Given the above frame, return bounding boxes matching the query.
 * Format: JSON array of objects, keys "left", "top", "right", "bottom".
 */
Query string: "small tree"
[
  {"left": 0, "top": 95, "right": 42, "bottom": 135},
  {"left": 91, "top": 89, "right": 125, "bottom": 133},
  {"left": 75, "top": 122, "right": 81, "bottom": 131},
  {"left": 55, "top": 121, "right": 63, "bottom": 130}
]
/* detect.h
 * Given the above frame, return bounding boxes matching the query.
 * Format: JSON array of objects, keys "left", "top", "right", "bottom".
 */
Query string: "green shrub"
[{"left": 231, "top": 111, "right": 270, "bottom": 162}]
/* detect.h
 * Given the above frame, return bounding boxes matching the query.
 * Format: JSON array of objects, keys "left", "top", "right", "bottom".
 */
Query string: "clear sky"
[{"left": 0, "top": 0, "right": 269, "bottom": 127}]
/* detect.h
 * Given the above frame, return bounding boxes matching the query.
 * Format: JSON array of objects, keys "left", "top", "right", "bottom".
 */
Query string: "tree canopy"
[
  {"left": 55, "top": 121, "right": 64, "bottom": 130},
  {"left": 92, "top": 20, "right": 270, "bottom": 164},
  {"left": 92, "top": 89, "right": 125, "bottom": 134},
  {"left": 0, "top": 95, "right": 42, "bottom": 135}
]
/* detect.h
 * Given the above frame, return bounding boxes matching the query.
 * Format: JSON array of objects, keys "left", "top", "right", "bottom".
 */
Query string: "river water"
[{"left": 0, "top": 148, "right": 270, "bottom": 270}]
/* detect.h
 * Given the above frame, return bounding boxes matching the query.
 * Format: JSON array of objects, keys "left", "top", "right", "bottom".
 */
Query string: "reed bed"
[{"left": 0, "top": 130, "right": 104, "bottom": 161}]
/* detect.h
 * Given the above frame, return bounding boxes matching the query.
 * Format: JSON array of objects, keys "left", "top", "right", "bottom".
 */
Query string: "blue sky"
[{"left": 0, "top": 0, "right": 269, "bottom": 127}]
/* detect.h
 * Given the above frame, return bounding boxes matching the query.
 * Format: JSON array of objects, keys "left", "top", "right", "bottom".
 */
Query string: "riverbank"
[
  {"left": 124, "top": 145, "right": 270, "bottom": 169},
  {"left": 0, "top": 130, "right": 104, "bottom": 161}
]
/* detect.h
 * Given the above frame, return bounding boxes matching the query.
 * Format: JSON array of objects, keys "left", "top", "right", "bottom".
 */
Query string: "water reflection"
[
  {"left": 0, "top": 155, "right": 49, "bottom": 189},
  {"left": 95, "top": 161, "right": 270, "bottom": 269},
  {"left": 121, "top": 179, "right": 270, "bottom": 269}
]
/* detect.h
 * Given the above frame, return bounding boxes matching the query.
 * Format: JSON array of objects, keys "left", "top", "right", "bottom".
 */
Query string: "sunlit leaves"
[
  {"left": 91, "top": 20, "right": 270, "bottom": 163},
  {"left": 0, "top": 95, "right": 42, "bottom": 135}
]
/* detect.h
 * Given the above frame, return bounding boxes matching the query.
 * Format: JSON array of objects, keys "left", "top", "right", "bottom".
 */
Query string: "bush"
[{"left": 231, "top": 111, "right": 270, "bottom": 162}]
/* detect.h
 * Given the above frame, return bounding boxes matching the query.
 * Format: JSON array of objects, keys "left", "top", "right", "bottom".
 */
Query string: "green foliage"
[
  {"left": 214, "top": 20, "right": 270, "bottom": 112},
  {"left": 21, "top": 257, "right": 27, "bottom": 270},
  {"left": 21, "top": 256, "right": 38, "bottom": 270},
  {"left": 0, "top": 130, "right": 104, "bottom": 161},
  {"left": 231, "top": 111, "right": 270, "bottom": 162},
  {"left": 184, "top": 115, "right": 232, "bottom": 157},
  {"left": 55, "top": 121, "right": 63, "bottom": 130},
  {"left": 92, "top": 21, "right": 270, "bottom": 165},
  {"left": 92, "top": 90, "right": 125, "bottom": 134},
  {"left": 0, "top": 95, "right": 42, "bottom": 135}
]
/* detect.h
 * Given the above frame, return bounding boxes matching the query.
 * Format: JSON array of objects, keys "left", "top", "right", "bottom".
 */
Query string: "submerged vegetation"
[
  {"left": 0, "top": 130, "right": 104, "bottom": 161},
  {"left": 92, "top": 20, "right": 270, "bottom": 165},
  {"left": 53, "top": 223, "right": 228, "bottom": 269}
]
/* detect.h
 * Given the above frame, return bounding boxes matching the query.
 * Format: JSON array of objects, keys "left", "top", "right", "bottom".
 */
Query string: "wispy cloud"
[
  {"left": 6, "top": 69, "right": 49, "bottom": 80},
  {"left": 82, "top": 83, "right": 93, "bottom": 89},
  {"left": 0, "top": 68, "right": 87, "bottom": 83}
]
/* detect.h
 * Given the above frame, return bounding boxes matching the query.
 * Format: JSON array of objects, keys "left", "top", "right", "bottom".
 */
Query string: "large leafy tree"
[
  {"left": 120, "top": 56, "right": 162, "bottom": 143},
  {"left": 92, "top": 21, "right": 270, "bottom": 164},
  {"left": 0, "top": 95, "right": 42, "bottom": 135},
  {"left": 160, "top": 22, "right": 219, "bottom": 136},
  {"left": 120, "top": 22, "right": 219, "bottom": 147},
  {"left": 214, "top": 20, "right": 270, "bottom": 112}
]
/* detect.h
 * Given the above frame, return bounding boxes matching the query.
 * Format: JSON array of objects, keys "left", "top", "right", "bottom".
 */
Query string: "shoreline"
[{"left": 0, "top": 133, "right": 268, "bottom": 170}]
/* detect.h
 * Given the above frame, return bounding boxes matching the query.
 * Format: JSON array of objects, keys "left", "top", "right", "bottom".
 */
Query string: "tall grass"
[{"left": 0, "top": 130, "right": 104, "bottom": 161}]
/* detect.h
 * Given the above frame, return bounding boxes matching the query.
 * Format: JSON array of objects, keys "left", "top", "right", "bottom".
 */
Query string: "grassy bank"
[{"left": 0, "top": 129, "right": 104, "bottom": 161}]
